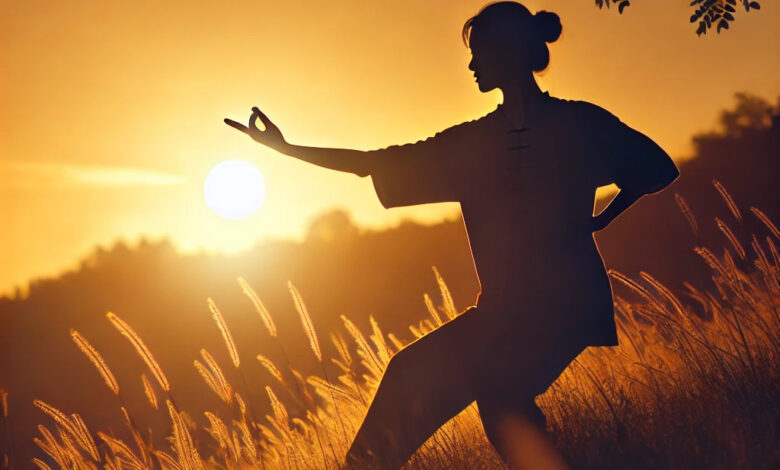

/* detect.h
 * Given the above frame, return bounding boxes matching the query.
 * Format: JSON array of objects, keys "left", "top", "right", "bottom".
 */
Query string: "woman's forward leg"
[{"left": 344, "top": 305, "right": 487, "bottom": 469}]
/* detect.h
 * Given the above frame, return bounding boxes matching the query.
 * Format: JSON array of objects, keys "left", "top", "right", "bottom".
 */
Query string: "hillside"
[{"left": 1, "top": 97, "right": 778, "bottom": 460}]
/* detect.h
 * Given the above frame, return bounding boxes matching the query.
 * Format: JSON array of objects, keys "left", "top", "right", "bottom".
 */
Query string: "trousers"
[{"left": 344, "top": 294, "right": 589, "bottom": 469}]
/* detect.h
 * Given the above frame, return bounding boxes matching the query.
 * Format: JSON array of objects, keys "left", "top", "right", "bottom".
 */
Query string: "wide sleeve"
[
  {"left": 589, "top": 103, "right": 680, "bottom": 194},
  {"left": 365, "top": 121, "right": 471, "bottom": 209}
]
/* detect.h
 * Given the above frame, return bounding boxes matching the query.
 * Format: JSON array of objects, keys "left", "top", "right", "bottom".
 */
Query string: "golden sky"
[{"left": 1, "top": 0, "right": 778, "bottom": 295}]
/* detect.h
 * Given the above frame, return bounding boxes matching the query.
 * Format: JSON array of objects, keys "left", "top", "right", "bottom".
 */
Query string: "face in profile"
[
  {"left": 469, "top": 32, "right": 498, "bottom": 93},
  {"left": 468, "top": 30, "right": 525, "bottom": 94}
]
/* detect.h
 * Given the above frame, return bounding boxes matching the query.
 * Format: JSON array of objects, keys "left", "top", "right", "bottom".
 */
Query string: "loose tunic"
[{"left": 367, "top": 92, "right": 679, "bottom": 347}]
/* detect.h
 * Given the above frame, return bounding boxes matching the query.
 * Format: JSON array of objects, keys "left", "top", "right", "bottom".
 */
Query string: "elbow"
[
  {"left": 659, "top": 148, "right": 680, "bottom": 185},
  {"left": 618, "top": 166, "right": 679, "bottom": 197},
  {"left": 655, "top": 162, "right": 680, "bottom": 193},
  {"left": 643, "top": 154, "right": 681, "bottom": 195},
  {"left": 641, "top": 167, "right": 680, "bottom": 196},
  {"left": 641, "top": 142, "right": 680, "bottom": 195}
]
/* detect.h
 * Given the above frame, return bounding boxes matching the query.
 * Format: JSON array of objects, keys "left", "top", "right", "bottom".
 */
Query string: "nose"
[{"left": 468, "top": 57, "right": 476, "bottom": 72}]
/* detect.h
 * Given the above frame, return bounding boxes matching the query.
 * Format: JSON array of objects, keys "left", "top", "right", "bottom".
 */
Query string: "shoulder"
[
  {"left": 551, "top": 97, "right": 622, "bottom": 126},
  {"left": 433, "top": 107, "right": 497, "bottom": 137},
  {"left": 370, "top": 108, "right": 495, "bottom": 154},
  {"left": 399, "top": 107, "right": 497, "bottom": 148}
]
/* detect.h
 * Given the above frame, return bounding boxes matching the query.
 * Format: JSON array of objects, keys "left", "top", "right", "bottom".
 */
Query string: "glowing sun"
[{"left": 204, "top": 160, "right": 265, "bottom": 220}]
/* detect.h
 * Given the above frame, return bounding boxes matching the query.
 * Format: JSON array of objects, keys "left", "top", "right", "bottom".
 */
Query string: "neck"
[{"left": 499, "top": 74, "right": 545, "bottom": 123}]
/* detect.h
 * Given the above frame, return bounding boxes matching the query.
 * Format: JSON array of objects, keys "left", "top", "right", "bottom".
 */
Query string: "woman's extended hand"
[
  {"left": 224, "top": 107, "right": 287, "bottom": 151},
  {"left": 225, "top": 108, "right": 369, "bottom": 176}
]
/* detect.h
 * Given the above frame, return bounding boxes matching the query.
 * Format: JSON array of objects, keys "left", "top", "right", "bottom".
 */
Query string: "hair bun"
[{"left": 533, "top": 10, "right": 562, "bottom": 43}]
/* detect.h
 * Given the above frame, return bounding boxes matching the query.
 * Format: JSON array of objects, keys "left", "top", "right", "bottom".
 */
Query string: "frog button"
[
  {"left": 506, "top": 127, "right": 531, "bottom": 134},
  {"left": 507, "top": 127, "right": 531, "bottom": 151}
]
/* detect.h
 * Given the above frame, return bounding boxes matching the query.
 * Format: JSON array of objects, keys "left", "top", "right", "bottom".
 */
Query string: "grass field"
[{"left": 6, "top": 188, "right": 779, "bottom": 470}]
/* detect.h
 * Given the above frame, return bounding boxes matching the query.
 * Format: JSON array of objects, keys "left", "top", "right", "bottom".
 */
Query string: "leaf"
[
  {"left": 619, "top": 0, "right": 630, "bottom": 14},
  {"left": 717, "top": 18, "right": 729, "bottom": 33},
  {"left": 749, "top": 2, "right": 760, "bottom": 9},
  {"left": 723, "top": 12, "right": 734, "bottom": 20},
  {"left": 724, "top": 4, "right": 735, "bottom": 12},
  {"left": 725, "top": 0, "right": 736, "bottom": 4},
  {"left": 696, "top": 21, "right": 707, "bottom": 35}
]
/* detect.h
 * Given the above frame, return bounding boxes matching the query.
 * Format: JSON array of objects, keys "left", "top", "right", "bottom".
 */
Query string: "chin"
[{"left": 477, "top": 81, "right": 497, "bottom": 93}]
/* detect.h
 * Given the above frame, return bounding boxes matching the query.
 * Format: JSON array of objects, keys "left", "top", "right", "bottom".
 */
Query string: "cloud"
[{"left": 0, "top": 161, "right": 187, "bottom": 189}]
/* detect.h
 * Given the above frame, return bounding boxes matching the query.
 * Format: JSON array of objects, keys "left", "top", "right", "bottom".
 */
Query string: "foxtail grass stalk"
[
  {"left": 289, "top": 281, "right": 348, "bottom": 445},
  {"left": 205, "top": 298, "right": 266, "bottom": 467},
  {"left": 69, "top": 330, "right": 119, "bottom": 396},
  {"left": 238, "top": 277, "right": 277, "bottom": 337},
  {"left": 713, "top": 179, "right": 742, "bottom": 221},
  {"left": 106, "top": 312, "right": 169, "bottom": 392},
  {"left": 0, "top": 388, "right": 11, "bottom": 469},
  {"left": 140, "top": 374, "right": 158, "bottom": 410},
  {"left": 105, "top": 310, "right": 180, "bottom": 436},
  {"left": 288, "top": 282, "right": 321, "bottom": 361},
  {"left": 675, "top": 193, "right": 699, "bottom": 236},
  {"left": 31, "top": 458, "right": 52, "bottom": 470},
  {"left": 208, "top": 298, "right": 240, "bottom": 368},
  {"left": 751, "top": 207, "right": 780, "bottom": 240},
  {"left": 432, "top": 266, "right": 458, "bottom": 320},
  {"left": 240, "top": 278, "right": 314, "bottom": 413}
]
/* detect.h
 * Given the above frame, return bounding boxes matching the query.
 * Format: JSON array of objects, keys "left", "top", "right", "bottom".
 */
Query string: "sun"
[{"left": 204, "top": 160, "right": 266, "bottom": 220}]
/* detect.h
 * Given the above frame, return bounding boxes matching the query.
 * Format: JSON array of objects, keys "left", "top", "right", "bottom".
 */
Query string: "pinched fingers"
[
  {"left": 223, "top": 110, "right": 262, "bottom": 136},
  {"left": 224, "top": 107, "right": 284, "bottom": 148},
  {"left": 251, "top": 106, "right": 279, "bottom": 133},
  {"left": 248, "top": 110, "right": 261, "bottom": 131},
  {"left": 223, "top": 118, "right": 250, "bottom": 133}
]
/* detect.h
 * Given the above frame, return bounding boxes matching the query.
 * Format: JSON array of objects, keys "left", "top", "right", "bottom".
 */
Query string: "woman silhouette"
[{"left": 225, "top": 2, "right": 679, "bottom": 468}]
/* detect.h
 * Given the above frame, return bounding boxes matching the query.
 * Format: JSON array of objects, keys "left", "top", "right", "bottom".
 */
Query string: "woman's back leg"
[{"left": 474, "top": 331, "right": 586, "bottom": 469}]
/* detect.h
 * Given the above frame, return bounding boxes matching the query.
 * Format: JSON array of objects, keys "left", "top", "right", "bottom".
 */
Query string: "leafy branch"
[
  {"left": 690, "top": 0, "right": 761, "bottom": 35},
  {"left": 595, "top": 0, "right": 632, "bottom": 14},
  {"left": 595, "top": 0, "right": 762, "bottom": 35}
]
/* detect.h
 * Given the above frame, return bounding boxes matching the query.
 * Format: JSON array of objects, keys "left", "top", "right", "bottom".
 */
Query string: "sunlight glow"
[{"left": 204, "top": 160, "right": 265, "bottom": 220}]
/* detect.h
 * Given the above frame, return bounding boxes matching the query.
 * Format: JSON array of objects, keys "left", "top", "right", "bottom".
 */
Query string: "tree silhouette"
[
  {"left": 305, "top": 209, "right": 358, "bottom": 243},
  {"left": 595, "top": 0, "right": 762, "bottom": 35},
  {"left": 692, "top": 92, "right": 779, "bottom": 152}
]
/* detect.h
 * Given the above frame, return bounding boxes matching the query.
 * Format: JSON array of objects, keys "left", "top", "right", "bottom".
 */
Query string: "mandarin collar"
[{"left": 495, "top": 91, "right": 552, "bottom": 130}]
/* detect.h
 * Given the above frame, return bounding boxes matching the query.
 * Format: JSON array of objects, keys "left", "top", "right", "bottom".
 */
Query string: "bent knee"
[
  {"left": 377, "top": 351, "right": 418, "bottom": 396},
  {"left": 479, "top": 397, "right": 547, "bottom": 428}
]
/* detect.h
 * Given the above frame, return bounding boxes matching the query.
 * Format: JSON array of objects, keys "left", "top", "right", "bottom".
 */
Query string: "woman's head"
[{"left": 463, "top": 2, "right": 562, "bottom": 92}]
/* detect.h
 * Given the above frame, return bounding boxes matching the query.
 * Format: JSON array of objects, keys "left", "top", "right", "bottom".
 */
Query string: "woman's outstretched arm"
[
  {"left": 225, "top": 107, "right": 372, "bottom": 177},
  {"left": 277, "top": 142, "right": 372, "bottom": 177}
]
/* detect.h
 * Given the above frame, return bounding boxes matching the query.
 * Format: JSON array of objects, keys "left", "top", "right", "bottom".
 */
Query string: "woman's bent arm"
[
  {"left": 592, "top": 188, "right": 642, "bottom": 231},
  {"left": 592, "top": 162, "right": 680, "bottom": 231}
]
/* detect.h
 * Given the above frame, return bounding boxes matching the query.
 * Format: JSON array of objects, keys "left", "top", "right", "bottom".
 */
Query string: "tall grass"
[{"left": 17, "top": 186, "right": 780, "bottom": 469}]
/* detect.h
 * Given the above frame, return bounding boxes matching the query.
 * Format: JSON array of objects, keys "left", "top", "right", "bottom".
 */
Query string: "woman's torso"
[{"left": 455, "top": 94, "right": 617, "bottom": 343}]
